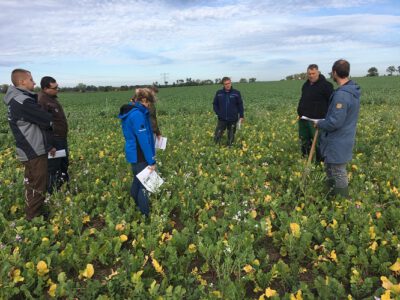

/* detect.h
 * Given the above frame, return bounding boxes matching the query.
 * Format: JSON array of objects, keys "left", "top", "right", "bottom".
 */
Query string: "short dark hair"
[
  {"left": 40, "top": 76, "right": 56, "bottom": 89},
  {"left": 307, "top": 64, "right": 318, "bottom": 70},
  {"left": 332, "top": 59, "right": 350, "bottom": 78},
  {"left": 222, "top": 77, "right": 231, "bottom": 84},
  {"left": 11, "top": 69, "right": 30, "bottom": 86}
]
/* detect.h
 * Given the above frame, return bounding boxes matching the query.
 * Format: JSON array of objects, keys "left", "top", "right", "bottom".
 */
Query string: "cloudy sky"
[{"left": 0, "top": 0, "right": 399, "bottom": 86}]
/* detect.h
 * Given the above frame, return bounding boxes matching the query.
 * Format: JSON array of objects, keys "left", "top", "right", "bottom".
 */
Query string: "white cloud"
[{"left": 0, "top": 0, "right": 399, "bottom": 85}]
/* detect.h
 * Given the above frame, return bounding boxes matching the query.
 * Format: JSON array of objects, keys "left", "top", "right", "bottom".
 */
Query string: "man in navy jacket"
[
  {"left": 213, "top": 77, "right": 244, "bottom": 146},
  {"left": 316, "top": 59, "right": 361, "bottom": 198}
]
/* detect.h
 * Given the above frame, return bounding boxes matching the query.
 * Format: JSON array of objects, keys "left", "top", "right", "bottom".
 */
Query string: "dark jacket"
[
  {"left": 318, "top": 80, "right": 361, "bottom": 164},
  {"left": 38, "top": 92, "right": 68, "bottom": 138},
  {"left": 297, "top": 74, "right": 334, "bottom": 119},
  {"left": 3, "top": 86, "right": 53, "bottom": 161},
  {"left": 213, "top": 87, "right": 244, "bottom": 122},
  {"left": 118, "top": 102, "right": 156, "bottom": 165}
]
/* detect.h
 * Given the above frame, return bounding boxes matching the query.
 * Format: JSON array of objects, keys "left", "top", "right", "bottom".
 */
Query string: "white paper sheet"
[
  {"left": 155, "top": 136, "right": 167, "bottom": 150},
  {"left": 136, "top": 167, "right": 164, "bottom": 193},
  {"left": 300, "top": 116, "right": 325, "bottom": 123},
  {"left": 48, "top": 149, "right": 66, "bottom": 159}
]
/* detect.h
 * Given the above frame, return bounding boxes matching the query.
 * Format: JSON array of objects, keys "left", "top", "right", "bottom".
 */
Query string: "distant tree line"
[
  {"left": 0, "top": 77, "right": 257, "bottom": 93},
  {"left": 367, "top": 65, "right": 400, "bottom": 77}
]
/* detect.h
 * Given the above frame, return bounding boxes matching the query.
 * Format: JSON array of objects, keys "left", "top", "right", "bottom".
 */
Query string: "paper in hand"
[
  {"left": 155, "top": 136, "right": 167, "bottom": 150},
  {"left": 136, "top": 167, "right": 164, "bottom": 193},
  {"left": 48, "top": 149, "right": 66, "bottom": 159},
  {"left": 301, "top": 116, "right": 325, "bottom": 123}
]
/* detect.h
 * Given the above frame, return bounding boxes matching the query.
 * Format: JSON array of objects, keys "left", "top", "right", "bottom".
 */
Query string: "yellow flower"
[
  {"left": 243, "top": 264, "right": 254, "bottom": 273},
  {"left": 37, "top": 261, "right": 50, "bottom": 276},
  {"left": 369, "top": 226, "right": 376, "bottom": 240},
  {"left": 212, "top": 290, "right": 223, "bottom": 298},
  {"left": 82, "top": 215, "right": 90, "bottom": 224},
  {"left": 290, "top": 223, "right": 301, "bottom": 238},
  {"left": 320, "top": 220, "right": 327, "bottom": 227},
  {"left": 250, "top": 210, "right": 257, "bottom": 219},
  {"left": 10, "top": 205, "right": 18, "bottom": 214},
  {"left": 80, "top": 264, "right": 94, "bottom": 279},
  {"left": 369, "top": 241, "right": 378, "bottom": 252},
  {"left": 188, "top": 244, "right": 197, "bottom": 253},
  {"left": 265, "top": 287, "right": 277, "bottom": 298},
  {"left": 253, "top": 259, "right": 260, "bottom": 266},
  {"left": 376, "top": 212, "right": 382, "bottom": 219},
  {"left": 120, "top": 234, "right": 128, "bottom": 242},
  {"left": 11, "top": 268, "right": 24, "bottom": 283},
  {"left": 151, "top": 257, "right": 165, "bottom": 275},
  {"left": 381, "top": 290, "right": 392, "bottom": 300},
  {"left": 329, "top": 219, "right": 338, "bottom": 229},
  {"left": 328, "top": 250, "right": 338, "bottom": 263},
  {"left": 99, "top": 151, "right": 105, "bottom": 158},
  {"left": 389, "top": 258, "right": 400, "bottom": 274},
  {"left": 42, "top": 237, "right": 49, "bottom": 243},
  {"left": 52, "top": 225, "right": 59, "bottom": 235},
  {"left": 290, "top": 290, "right": 303, "bottom": 300},
  {"left": 115, "top": 224, "right": 125, "bottom": 231},
  {"left": 264, "top": 195, "right": 272, "bottom": 202},
  {"left": 48, "top": 283, "right": 57, "bottom": 297}
]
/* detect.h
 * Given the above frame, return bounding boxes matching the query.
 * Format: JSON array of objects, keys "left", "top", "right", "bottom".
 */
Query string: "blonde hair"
[{"left": 135, "top": 88, "right": 155, "bottom": 103}]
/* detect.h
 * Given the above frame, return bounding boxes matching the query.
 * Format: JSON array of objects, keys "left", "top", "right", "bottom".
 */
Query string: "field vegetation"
[{"left": 0, "top": 76, "right": 399, "bottom": 299}]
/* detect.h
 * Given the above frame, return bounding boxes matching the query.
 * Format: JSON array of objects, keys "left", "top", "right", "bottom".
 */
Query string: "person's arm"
[
  {"left": 237, "top": 91, "right": 244, "bottom": 120},
  {"left": 12, "top": 96, "right": 53, "bottom": 129},
  {"left": 132, "top": 114, "right": 156, "bottom": 165},
  {"left": 213, "top": 92, "right": 219, "bottom": 115},
  {"left": 317, "top": 92, "right": 348, "bottom": 132}
]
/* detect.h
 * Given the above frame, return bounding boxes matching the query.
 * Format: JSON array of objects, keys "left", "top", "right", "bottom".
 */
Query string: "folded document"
[{"left": 136, "top": 167, "right": 164, "bottom": 193}]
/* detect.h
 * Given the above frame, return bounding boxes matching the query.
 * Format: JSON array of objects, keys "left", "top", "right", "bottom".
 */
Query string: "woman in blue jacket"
[{"left": 118, "top": 89, "right": 156, "bottom": 217}]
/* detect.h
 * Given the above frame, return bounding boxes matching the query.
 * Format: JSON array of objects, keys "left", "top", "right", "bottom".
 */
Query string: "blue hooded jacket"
[
  {"left": 318, "top": 80, "right": 361, "bottom": 164},
  {"left": 213, "top": 87, "right": 244, "bottom": 122},
  {"left": 118, "top": 102, "right": 156, "bottom": 165}
]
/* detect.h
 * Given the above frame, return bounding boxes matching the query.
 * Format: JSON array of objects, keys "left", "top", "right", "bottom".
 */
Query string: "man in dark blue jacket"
[
  {"left": 213, "top": 77, "right": 244, "bottom": 146},
  {"left": 316, "top": 59, "right": 361, "bottom": 198}
]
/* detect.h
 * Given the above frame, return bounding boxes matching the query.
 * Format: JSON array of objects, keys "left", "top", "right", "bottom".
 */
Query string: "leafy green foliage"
[{"left": 0, "top": 77, "right": 399, "bottom": 298}]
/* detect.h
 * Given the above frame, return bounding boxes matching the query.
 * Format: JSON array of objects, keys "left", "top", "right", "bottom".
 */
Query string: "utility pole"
[{"left": 160, "top": 73, "right": 169, "bottom": 86}]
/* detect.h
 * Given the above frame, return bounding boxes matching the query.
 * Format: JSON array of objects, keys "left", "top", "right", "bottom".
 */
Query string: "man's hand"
[
  {"left": 239, "top": 118, "right": 244, "bottom": 123},
  {"left": 49, "top": 147, "right": 57, "bottom": 157},
  {"left": 148, "top": 164, "right": 156, "bottom": 172},
  {"left": 156, "top": 135, "right": 162, "bottom": 141}
]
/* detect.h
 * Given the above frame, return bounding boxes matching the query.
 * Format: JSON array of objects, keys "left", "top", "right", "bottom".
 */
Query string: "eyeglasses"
[{"left": 47, "top": 86, "right": 60, "bottom": 90}]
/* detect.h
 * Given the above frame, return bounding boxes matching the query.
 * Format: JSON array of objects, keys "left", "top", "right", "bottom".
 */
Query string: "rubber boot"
[
  {"left": 333, "top": 187, "right": 349, "bottom": 198},
  {"left": 325, "top": 178, "right": 335, "bottom": 196}
]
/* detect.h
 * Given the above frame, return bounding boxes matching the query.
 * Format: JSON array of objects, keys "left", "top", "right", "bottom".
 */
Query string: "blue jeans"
[{"left": 130, "top": 162, "right": 150, "bottom": 217}]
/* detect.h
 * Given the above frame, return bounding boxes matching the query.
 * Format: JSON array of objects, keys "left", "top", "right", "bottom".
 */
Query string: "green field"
[{"left": 1, "top": 77, "right": 400, "bottom": 299}]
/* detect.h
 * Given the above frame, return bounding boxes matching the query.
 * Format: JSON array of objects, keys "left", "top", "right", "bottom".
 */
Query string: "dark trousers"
[
  {"left": 22, "top": 155, "right": 48, "bottom": 220},
  {"left": 48, "top": 137, "right": 69, "bottom": 194},
  {"left": 130, "top": 162, "right": 150, "bottom": 217},
  {"left": 214, "top": 120, "right": 237, "bottom": 146},
  {"left": 298, "top": 119, "right": 322, "bottom": 162}
]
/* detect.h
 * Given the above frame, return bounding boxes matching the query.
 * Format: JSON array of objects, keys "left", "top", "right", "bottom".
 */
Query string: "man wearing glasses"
[
  {"left": 38, "top": 76, "right": 70, "bottom": 194},
  {"left": 213, "top": 77, "right": 244, "bottom": 146}
]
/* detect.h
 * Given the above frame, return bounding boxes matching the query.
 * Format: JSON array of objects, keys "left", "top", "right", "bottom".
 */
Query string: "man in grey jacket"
[
  {"left": 316, "top": 60, "right": 361, "bottom": 198},
  {"left": 3, "top": 69, "right": 55, "bottom": 220}
]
